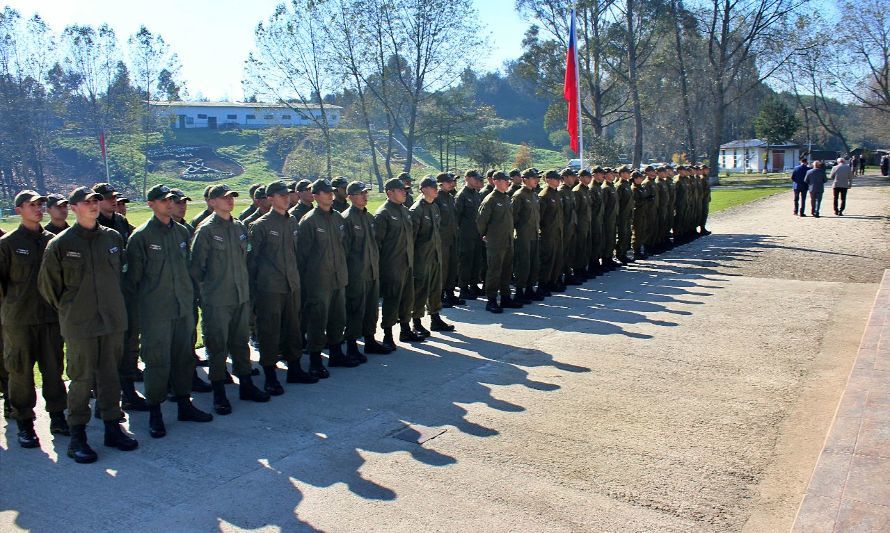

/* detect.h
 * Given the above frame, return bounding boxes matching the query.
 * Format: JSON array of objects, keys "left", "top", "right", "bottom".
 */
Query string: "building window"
[
  {"left": 246, "top": 114, "right": 256, "bottom": 119},
  {"left": 227, "top": 114, "right": 237, "bottom": 119},
  {"left": 264, "top": 114, "right": 274, "bottom": 120},
  {"left": 186, "top": 117, "right": 194, "bottom": 125},
  {"left": 197, "top": 113, "right": 207, "bottom": 119},
  {"left": 282, "top": 115, "right": 291, "bottom": 120}
]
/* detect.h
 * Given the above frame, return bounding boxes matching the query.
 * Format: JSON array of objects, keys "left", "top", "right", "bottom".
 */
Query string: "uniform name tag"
[
  {"left": 496, "top": 202, "right": 503, "bottom": 207},
  {"left": 149, "top": 244, "right": 162, "bottom": 251},
  {"left": 353, "top": 224, "right": 361, "bottom": 230},
  {"left": 65, "top": 251, "right": 81, "bottom": 258},
  {"left": 390, "top": 215, "right": 398, "bottom": 220},
  {"left": 316, "top": 227, "right": 326, "bottom": 233},
  {"left": 15, "top": 248, "right": 29, "bottom": 255},
  {"left": 180, "top": 241, "right": 187, "bottom": 249},
  {"left": 269, "top": 230, "right": 279, "bottom": 236},
  {"left": 424, "top": 215, "right": 430, "bottom": 220},
  {"left": 108, "top": 246, "right": 119, "bottom": 254},
  {"left": 213, "top": 235, "right": 224, "bottom": 242}
]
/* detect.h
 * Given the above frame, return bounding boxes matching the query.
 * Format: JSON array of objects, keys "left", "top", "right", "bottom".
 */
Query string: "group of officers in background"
[{"left": 0, "top": 162, "right": 711, "bottom": 464}]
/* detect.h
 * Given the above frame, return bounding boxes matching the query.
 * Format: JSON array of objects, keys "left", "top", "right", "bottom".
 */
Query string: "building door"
[
  {"left": 178, "top": 115, "right": 186, "bottom": 129},
  {"left": 772, "top": 150, "right": 785, "bottom": 171},
  {"left": 208, "top": 116, "right": 217, "bottom": 129}
]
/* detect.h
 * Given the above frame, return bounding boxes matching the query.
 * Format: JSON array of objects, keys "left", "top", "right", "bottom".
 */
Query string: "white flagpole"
[{"left": 573, "top": 8, "right": 584, "bottom": 170}]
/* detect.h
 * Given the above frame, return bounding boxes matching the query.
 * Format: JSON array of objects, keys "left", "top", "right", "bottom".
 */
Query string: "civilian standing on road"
[
  {"left": 791, "top": 157, "right": 810, "bottom": 216},
  {"left": 830, "top": 158, "right": 854, "bottom": 216},
  {"left": 803, "top": 161, "right": 827, "bottom": 217}
]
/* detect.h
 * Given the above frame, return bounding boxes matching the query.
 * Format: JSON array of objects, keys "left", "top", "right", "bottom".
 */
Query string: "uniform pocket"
[
  {"left": 61, "top": 257, "right": 84, "bottom": 286},
  {"left": 9, "top": 253, "right": 35, "bottom": 284}
]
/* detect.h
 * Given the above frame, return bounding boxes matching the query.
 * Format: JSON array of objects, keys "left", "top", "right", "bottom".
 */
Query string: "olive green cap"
[
  {"left": 68, "top": 186, "right": 103, "bottom": 204},
  {"left": 14, "top": 189, "right": 47, "bottom": 207},
  {"left": 384, "top": 178, "right": 407, "bottom": 191},
  {"left": 347, "top": 181, "right": 370, "bottom": 195},
  {"left": 207, "top": 184, "right": 239, "bottom": 199},
  {"left": 146, "top": 184, "right": 175, "bottom": 201},
  {"left": 311, "top": 179, "right": 333, "bottom": 194},
  {"left": 266, "top": 180, "right": 289, "bottom": 196},
  {"left": 419, "top": 176, "right": 438, "bottom": 189},
  {"left": 331, "top": 176, "right": 349, "bottom": 188},
  {"left": 296, "top": 179, "right": 312, "bottom": 192},
  {"left": 46, "top": 193, "right": 68, "bottom": 208}
]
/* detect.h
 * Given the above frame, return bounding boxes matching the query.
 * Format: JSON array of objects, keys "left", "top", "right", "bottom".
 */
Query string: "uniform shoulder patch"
[
  {"left": 149, "top": 244, "right": 162, "bottom": 251},
  {"left": 14, "top": 248, "right": 29, "bottom": 255}
]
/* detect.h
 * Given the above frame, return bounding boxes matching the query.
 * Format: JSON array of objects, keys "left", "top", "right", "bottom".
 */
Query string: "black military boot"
[
  {"left": 441, "top": 290, "right": 454, "bottom": 308},
  {"left": 239, "top": 375, "right": 271, "bottom": 402},
  {"left": 211, "top": 380, "right": 232, "bottom": 415},
  {"left": 262, "top": 365, "right": 284, "bottom": 396},
  {"left": 148, "top": 404, "right": 166, "bottom": 439},
  {"left": 459, "top": 285, "right": 477, "bottom": 301},
  {"left": 501, "top": 295, "right": 523, "bottom": 309},
  {"left": 430, "top": 313, "right": 455, "bottom": 332},
  {"left": 328, "top": 343, "right": 360, "bottom": 367},
  {"left": 67, "top": 425, "right": 97, "bottom": 464},
  {"left": 16, "top": 418, "right": 40, "bottom": 448},
  {"left": 286, "top": 359, "right": 320, "bottom": 384},
  {"left": 363, "top": 336, "right": 393, "bottom": 354},
  {"left": 381, "top": 327, "right": 397, "bottom": 352},
  {"left": 120, "top": 379, "right": 149, "bottom": 412},
  {"left": 192, "top": 370, "right": 212, "bottom": 393},
  {"left": 49, "top": 411, "right": 70, "bottom": 436},
  {"left": 307, "top": 352, "right": 330, "bottom": 379},
  {"left": 104, "top": 420, "right": 139, "bottom": 451},
  {"left": 176, "top": 396, "right": 213, "bottom": 422},
  {"left": 345, "top": 340, "right": 368, "bottom": 364},
  {"left": 514, "top": 288, "right": 532, "bottom": 305},
  {"left": 485, "top": 299, "right": 503, "bottom": 314},
  {"left": 412, "top": 318, "right": 431, "bottom": 338},
  {"left": 399, "top": 321, "right": 425, "bottom": 343},
  {"left": 565, "top": 272, "right": 582, "bottom": 286}
]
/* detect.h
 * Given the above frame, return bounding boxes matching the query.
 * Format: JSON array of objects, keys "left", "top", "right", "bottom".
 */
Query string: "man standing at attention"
[
  {"left": 190, "top": 184, "right": 270, "bottom": 415},
  {"left": 1, "top": 191, "right": 68, "bottom": 448},
  {"left": 39, "top": 187, "right": 138, "bottom": 463},
  {"left": 126, "top": 184, "right": 213, "bottom": 438}
]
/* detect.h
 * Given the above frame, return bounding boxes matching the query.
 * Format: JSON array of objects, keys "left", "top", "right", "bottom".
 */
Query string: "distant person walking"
[
  {"left": 859, "top": 156, "right": 866, "bottom": 176},
  {"left": 830, "top": 158, "right": 854, "bottom": 216},
  {"left": 804, "top": 161, "right": 827, "bottom": 217},
  {"left": 790, "top": 157, "right": 810, "bottom": 217},
  {"left": 881, "top": 154, "right": 889, "bottom": 177}
]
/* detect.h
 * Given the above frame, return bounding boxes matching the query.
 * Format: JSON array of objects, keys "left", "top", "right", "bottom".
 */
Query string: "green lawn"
[{"left": 710, "top": 187, "right": 786, "bottom": 212}]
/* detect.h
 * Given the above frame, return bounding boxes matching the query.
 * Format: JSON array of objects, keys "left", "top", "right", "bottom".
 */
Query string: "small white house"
[
  {"left": 719, "top": 139, "right": 802, "bottom": 173},
  {"left": 151, "top": 101, "right": 341, "bottom": 129}
]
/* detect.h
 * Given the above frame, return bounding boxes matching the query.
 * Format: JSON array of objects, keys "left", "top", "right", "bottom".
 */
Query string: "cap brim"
[
  {"left": 17, "top": 194, "right": 48, "bottom": 206},
  {"left": 224, "top": 191, "right": 239, "bottom": 197}
]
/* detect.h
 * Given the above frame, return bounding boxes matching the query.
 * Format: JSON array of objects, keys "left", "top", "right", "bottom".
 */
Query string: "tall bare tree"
[
  {"left": 246, "top": 0, "right": 338, "bottom": 177},
  {"left": 835, "top": 0, "right": 889, "bottom": 114}
]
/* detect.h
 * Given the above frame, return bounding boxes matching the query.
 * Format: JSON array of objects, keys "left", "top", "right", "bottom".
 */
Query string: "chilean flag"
[{"left": 564, "top": 9, "right": 580, "bottom": 154}]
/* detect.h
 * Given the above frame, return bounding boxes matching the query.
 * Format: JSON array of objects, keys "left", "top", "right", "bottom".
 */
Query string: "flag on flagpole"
[
  {"left": 564, "top": 9, "right": 580, "bottom": 154},
  {"left": 99, "top": 131, "right": 107, "bottom": 160}
]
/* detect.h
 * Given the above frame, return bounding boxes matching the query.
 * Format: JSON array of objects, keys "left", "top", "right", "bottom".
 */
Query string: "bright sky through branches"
[{"left": 5, "top": 0, "right": 528, "bottom": 100}]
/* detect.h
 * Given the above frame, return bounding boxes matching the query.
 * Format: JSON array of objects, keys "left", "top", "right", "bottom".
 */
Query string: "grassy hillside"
[{"left": 45, "top": 127, "right": 569, "bottom": 202}]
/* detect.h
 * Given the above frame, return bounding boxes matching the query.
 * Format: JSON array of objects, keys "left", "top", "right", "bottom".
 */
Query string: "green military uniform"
[
  {"left": 297, "top": 202, "right": 348, "bottom": 356},
  {"left": 644, "top": 175, "right": 660, "bottom": 250},
  {"left": 189, "top": 211, "right": 253, "bottom": 383},
  {"left": 243, "top": 206, "right": 269, "bottom": 227},
  {"left": 290, "top": 201, "right": 313, "bottom": 222},
  {"left": 191, "top": 207, "right": 213, "bottom": 228},
  {"left": 689, "top": 170, "right": 702, "bottom": 236},
  {"left": 342, "top": 200, "right": 380, "bottom": 344},
  {"left": 44, "top": 221, "right": 69, "bottom": 235},
  {"left": 656, "top": 176, "right": 671, "bottom": 248},
  {"left": 558, "top": 177, "right": 576, "bottom": 282},
  {"left": 601, "top": 180, "right": 618, "bottom": 265},
  {"left": 454, "top": 181, "right": 484, "bottom": 293},
  {"left": 38, "top": 221, "right": 128, "bottom": 427},
  {"left": 699, "top": 171, "right": 711, "bottom": 233},
  {"left": 477, "top": 183, "right": 514, "bottom": 306},
  {"left": 512, "top": 177, "right": 541, "bottom": 298},
  {"left": 126, "top": 213, "right": 195, "bottom": 406},
  {"left": 435, "top": 178, "right": 459, "bottom": 302},
  {"left": 238, "top": 184, "right": 261, "bottom": 221},
  {"left": 572, "top": 179, "right": 592, "bottom": 276},
  {"left": 247, "top": 208, "right": 303, "bottom": 372},
  {"left": 374, "top": 198, "right": 414, "bottom": 329},
  {"left": 673, "top": 170, "right": 688, "bottom": 243},
  {"left": 631, "top": 173, "right": 651, "bottom": 257},
  {"left": 538, "top": 179, "right": 564, "bottom": 288},
  {"left": 665, "top": 173, "right": 676, "bottom": 245},
  {"left": 589, "top": 174, "right": 605, "bottom": 272},
  {"left": 410, "top": 194, "right": 443, "bottom": 320},
  {"left": 616, "top": 175, "right": 633, "bottom": 262},
  {"left": 0, "top": 223, "right": 67, "bottom": 424}
]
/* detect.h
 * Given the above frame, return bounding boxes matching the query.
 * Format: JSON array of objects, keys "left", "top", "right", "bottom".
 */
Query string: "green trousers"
[
  {"left": 574, "top": 228, "right": 591, "bottom": 272},
  {"left": 2, "top": 323, "right": 66, "bottom": 420},
  {"left": 202, "top": 302, "right": 252, "bottom": 382},
  {"left": 485, "top": 241, "right": 514, "bottom": 300},
  {"left": 457, "top": 235, "right": 484, "bottom": 287},
  {"left": 441, "top": 235, "right": 458, "bottom": 293},
  {"left": 616, "top": 217, "right": 632, "bottom": 258},
  {"left": 255, "top": 290, "right": 302, "bottom": 366},
  {"left": 513, "top": 238, "right": 539, "bottom": 289},
  {"left": 303, "top": 288, "right": 346, "bottom": 352},
  {"left": 345, "top": 279, "right": 380, "bottom": 341},
  {"left": 538, "top": 235, "right": 562, "bottom": 285},
  {"left": 380, "top": 269, "right": 414, "bottom": 328},
  {"left": 140, "top": 315, "right": 196, "bottom": 405},
  {"left": 66, "top": 332, "right": 124, "bottom": 426},
  {"left": 413, "top": 260, "right": 442, "bottom": 319}
]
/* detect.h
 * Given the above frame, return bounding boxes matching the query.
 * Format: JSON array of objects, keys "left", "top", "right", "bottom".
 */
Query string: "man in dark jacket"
[
  {"left": 38, "top": 187, "right": 138, "bottom": 463},
  {"left": 126, "top": 184, "right": 213, "bottom": 438},
  {"left": 791, "top": 157, "right": 810, "bottom": 217},
  {"left": 0, "top": 190, "right": 68, "bottom": 448},
  {"left": 804, "top": 161, "right": 828, "bottom": 217}
]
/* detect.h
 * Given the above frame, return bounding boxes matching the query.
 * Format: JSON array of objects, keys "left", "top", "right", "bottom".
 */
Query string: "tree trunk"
[
  {"left": 709, "top": 91, "right": 726, "bottom": 180},
  {"left": 671, "top": 0, "right": 696, "bottom": 161},
  {"left": 626, "top": 0, "right": 644, "bottom": 168}
]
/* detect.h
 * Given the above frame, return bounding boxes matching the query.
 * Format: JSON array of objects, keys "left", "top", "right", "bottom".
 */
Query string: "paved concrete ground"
[
  {"left": 1, "top": 177, "right": 888, "bottom": 532},
  {"left": 793, "top": 270, "right": 890, "bottom": 531}
]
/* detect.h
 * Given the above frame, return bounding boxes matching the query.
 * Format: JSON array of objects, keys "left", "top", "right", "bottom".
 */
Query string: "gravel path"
[{"left": 1, "top": 176, "right": 888, "bottom": 532}]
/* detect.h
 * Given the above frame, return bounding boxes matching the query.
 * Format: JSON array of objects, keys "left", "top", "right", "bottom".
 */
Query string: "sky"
[{"left": 4, "top": 0, "right": 531, "bottom": 101}]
